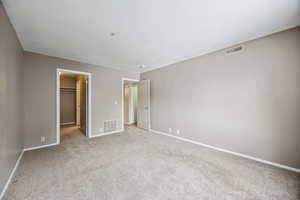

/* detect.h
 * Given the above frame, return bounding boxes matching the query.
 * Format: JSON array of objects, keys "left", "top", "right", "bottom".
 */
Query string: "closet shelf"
[{"left": 60, "top": 88, "right": 77, "bottom": 91}]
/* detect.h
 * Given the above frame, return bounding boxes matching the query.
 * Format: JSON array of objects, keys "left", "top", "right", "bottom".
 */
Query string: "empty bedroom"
[{"left": 0, "top": 0, "right": 299, "bottom": 199}]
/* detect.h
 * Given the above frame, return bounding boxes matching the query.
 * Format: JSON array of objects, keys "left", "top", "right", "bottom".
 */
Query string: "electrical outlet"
[
  {"left": 114, "top": 101, "right": 118, "bottom": 105},
  {"left": 41, "top": 136, "right": 46, "bottom": 143},
  {"left": 99, "top": 128, "right": 104, "bottom": 132},
  {"left": 176, "top": 130, "right": 180, "bottom": 135},
  {"left": 168, "top": 128, "right": 172, "bottom": 133}
]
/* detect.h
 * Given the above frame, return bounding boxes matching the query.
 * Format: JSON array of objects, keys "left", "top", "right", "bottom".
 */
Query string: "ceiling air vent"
[{"left": 226, "top": 45, "right": 243, "bottom": 54}]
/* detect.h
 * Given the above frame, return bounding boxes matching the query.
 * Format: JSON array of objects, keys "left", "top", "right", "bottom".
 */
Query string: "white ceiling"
[{"left": 3, "top": 0, "right": 300, "bottom": 73}]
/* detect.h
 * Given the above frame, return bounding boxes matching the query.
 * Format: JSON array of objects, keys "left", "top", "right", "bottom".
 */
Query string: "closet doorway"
[
  {"left": 122, "top": 78, "right": 150, "bottom": 131},
  {"left": 56, "top": 69, "right": 92, "bottom": 144}
]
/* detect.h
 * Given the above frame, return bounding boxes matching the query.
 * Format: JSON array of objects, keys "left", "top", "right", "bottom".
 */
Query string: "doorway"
[
  {"left": 122, "top": 78, "right": 150, "bottom": 131},
  {"left": 56, "top": 69, "right": 92, "bottom": 144}
]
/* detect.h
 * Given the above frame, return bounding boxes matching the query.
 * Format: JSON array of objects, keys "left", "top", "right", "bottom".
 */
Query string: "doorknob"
[{"left": 144, "top": 106, "right": 148, "bottom": 110}]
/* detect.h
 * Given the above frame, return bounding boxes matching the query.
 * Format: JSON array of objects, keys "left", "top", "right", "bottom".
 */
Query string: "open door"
[
  {"left": 80, "top": 77, "right": 87, "bottom": 135},
  {"left": 137, "top": 80, "right": 150, "bottom": 130},
  {"left": 85, "top": 78, "right": 89, "bottom": 135}
]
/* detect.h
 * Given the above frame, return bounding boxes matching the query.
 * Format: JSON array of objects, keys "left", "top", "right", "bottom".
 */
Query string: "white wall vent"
[
  {"left": 104, "top": 120, "right": 117, "bottom": 132},
  {"left": 226, "top": 45, "right": 243, "bottom": 54}
]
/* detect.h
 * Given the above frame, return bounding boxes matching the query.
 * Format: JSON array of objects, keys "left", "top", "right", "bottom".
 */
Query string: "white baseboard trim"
[
  {"left": 90, "top": 130, "right": 123, "bottom": 138},
  {"left": 60, "top": 122, "right": 76, "bottom": 125},
  {"left": 0, "top": 150, "right": 24, "bottom": 200},
  {"left": 24, "top": 143, "right": 58, "bottom": 151},
  {"left": 150, "top": 129, "right": 300, "bottom": 173}
]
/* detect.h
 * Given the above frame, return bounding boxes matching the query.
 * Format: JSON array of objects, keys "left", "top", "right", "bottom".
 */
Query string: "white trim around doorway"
[
  {"left": 56, "top": 68, "right": 92, "bottom": 144},
  {"left": 121, "top": 78, "right": 139, "bottom": 131}
]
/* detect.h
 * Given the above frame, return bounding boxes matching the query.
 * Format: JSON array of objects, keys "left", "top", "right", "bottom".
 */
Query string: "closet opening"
[{"left": 56, "top": 69, "right": 92, "bottom": 144}]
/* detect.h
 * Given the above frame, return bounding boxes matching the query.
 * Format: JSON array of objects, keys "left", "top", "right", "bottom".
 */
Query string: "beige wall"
[
  {"left": 142, "top": 27, "right": 300, "bottom": 169},
  {"left": 23, "top": 52, "right": 139, "bottom": 148},
  {"left": 0, "top": 5, "right": 24, "bottom": 194}
]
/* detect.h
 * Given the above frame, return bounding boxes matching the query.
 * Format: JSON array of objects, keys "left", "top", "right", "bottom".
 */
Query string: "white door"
[
  {"left": 137, "top": 80, "right": 150, "bottom": 130},
  {"left": 80, "top": 77, "right": 87, "bottom": 136},
  {"left": 85, "top": 78, "right": 89, "bottom": 135}
]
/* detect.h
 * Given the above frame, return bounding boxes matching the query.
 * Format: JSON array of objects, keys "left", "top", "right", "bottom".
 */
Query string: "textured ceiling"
[{"left": 3, "top": 0, "right": 300, "bottom": 73}]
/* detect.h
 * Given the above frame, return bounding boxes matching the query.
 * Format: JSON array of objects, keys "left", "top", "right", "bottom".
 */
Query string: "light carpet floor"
[{"left": 4, "top": 126, "right": 300, "bottom": 200}]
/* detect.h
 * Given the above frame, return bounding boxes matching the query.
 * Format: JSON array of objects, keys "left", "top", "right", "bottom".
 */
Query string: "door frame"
[
  {"left": 122, "top": 78, "right": 139, "bottom": 131},
  {"left": 56, "top": 68, "right": 92, "bottom": 144}
]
